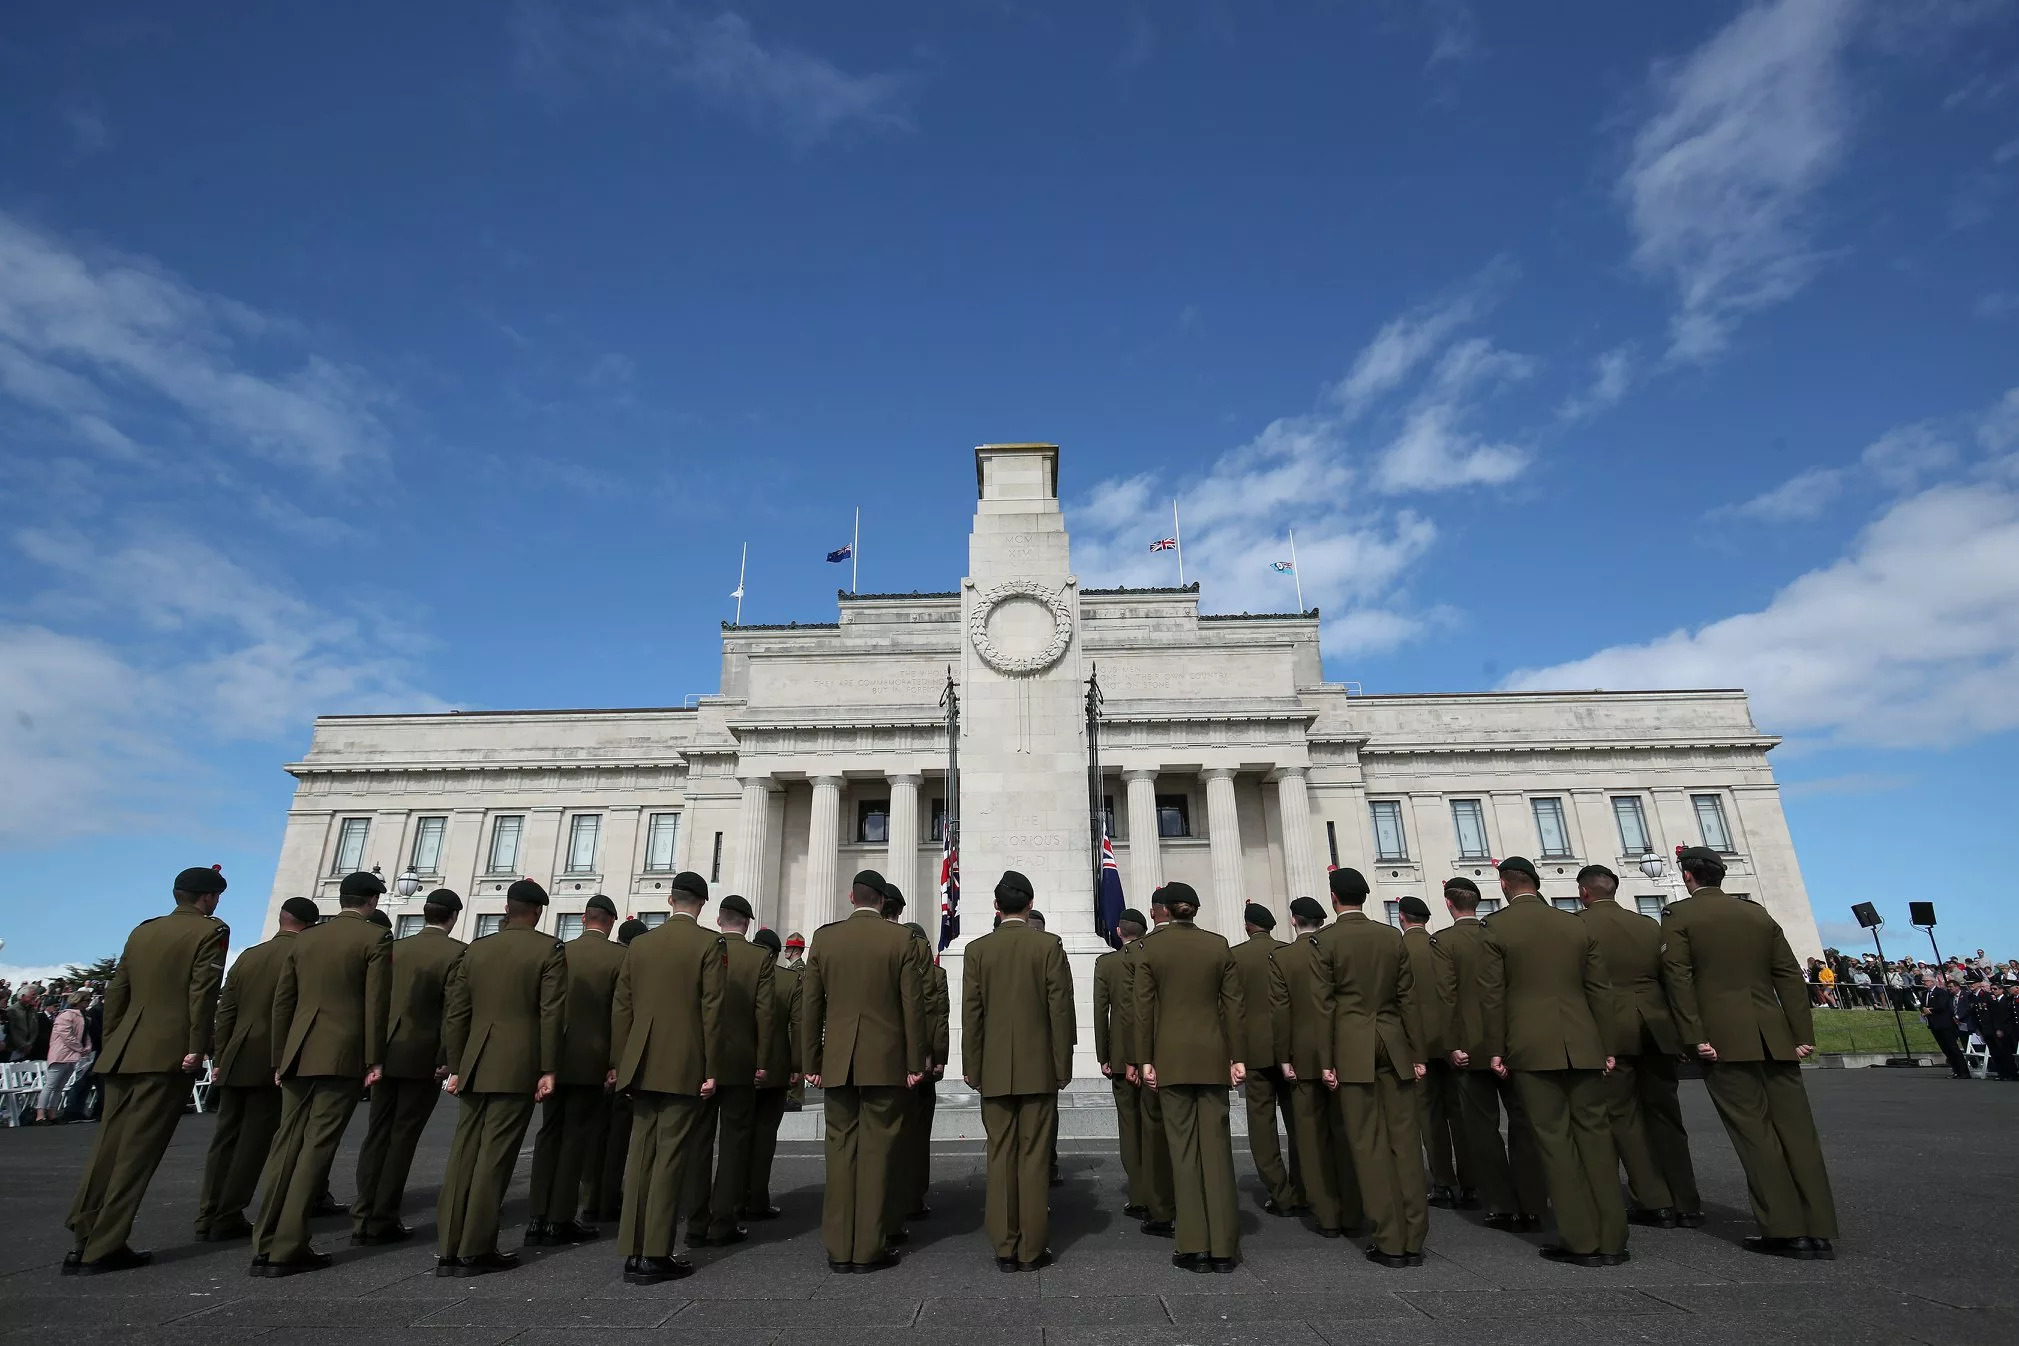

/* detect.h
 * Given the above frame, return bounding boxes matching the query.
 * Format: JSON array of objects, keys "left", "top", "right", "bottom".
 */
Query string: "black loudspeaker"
[
  {"left": 1852, "top": 902, "right": 1882, "bottom": 929},
  {"left": 1910, "top": 901, "right": 1937, "bottom": 927}
]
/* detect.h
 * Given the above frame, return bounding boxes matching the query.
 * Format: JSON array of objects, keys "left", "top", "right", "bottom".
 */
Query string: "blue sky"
[{"left": 2, "top": 0, "right": 2016, "bottom": 975}]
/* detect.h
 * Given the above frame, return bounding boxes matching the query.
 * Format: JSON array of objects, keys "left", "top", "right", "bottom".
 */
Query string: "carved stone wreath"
[{"left": 969, "top": 580, "right": 1075, "bottom": 675}]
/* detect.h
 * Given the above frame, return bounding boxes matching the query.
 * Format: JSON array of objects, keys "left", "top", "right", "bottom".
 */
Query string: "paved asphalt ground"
[{"left": 2, "top": 1070, "right": 2013, "bottom": 1346}]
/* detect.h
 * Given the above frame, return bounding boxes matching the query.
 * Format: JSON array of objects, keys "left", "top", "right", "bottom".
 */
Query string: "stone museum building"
[{"left": 263, "top": 443, "right": 1821, "bottom": 1065}]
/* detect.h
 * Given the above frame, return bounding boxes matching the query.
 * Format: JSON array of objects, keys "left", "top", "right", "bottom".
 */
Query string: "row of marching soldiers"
[
  {"left": 1100, "top": 850, "right": 1839, "bottom": 1269},
  {"left": 62, "top": 862, "right": 958, "bottom": 1282}
]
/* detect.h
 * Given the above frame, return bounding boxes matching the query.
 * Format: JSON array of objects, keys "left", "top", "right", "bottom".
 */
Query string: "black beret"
[
  {"left": 1397, "top": 895, "right": 1432, "bottom": 922},
  {"left": 852, "top": 869, "right": 887, "bottom": 896},
  {"left": 1676, "top": 846, "right": 1722, "bottom": 866},
  {"left": 425, "top": 888, "right": 463, "bottom": 913},
  {"left": 339, "top": 870, "right": 386, "bottom": 898},
  {"left": 1329, "top": 868, "right": 1369, "bottom": 901},
  {"left": 617, "top": 918, "right": 649, "bottom": 945},
  {"left": 507, "top": 878, "right": 549, "bottom": 906},
  {"left": 584, "top": 893, "right": 618, "bottom": 918},
  {"left": 995, "top": 870, "right": 1033, "bottom": 900},
  {"left": 719, "top": 893, "right": 754, "bottom": 921},
  {"left": 174, "top": 865, "right": 228, "bottom": 896},
  {"left": 1119, "top": 908, "right": 1147, "bottom": 929},
  {"left": 365, "top": 908, "right": 392, "bottom": 929},
  {"left": 1148, "top": 885, "right": 1172, "bottom": 910},
  {"left": 881, "top": 883, "right": 906, "bottom": 911},
  {"left": 670, "top": 871, "right": 709, "bottom": 900},
  {"left": 1443, "top": 876, "right": 1480, "bottom": 897},
  {"left": 1289, "top": 896, "right": 1327, "bottom": 925},
  {"left": 905, "top": 921, "right": 928, "bottom": 941},
  {"left": 753, "top": 928, "right": 782, "bottom": 955},
  {"left": 1575, "top": 865, "right": 1617, "bottom": 887},
  {"left": 1497, "top": 856, "right": 1540, "bottom": 882},
  {"left": 1244, "top": 902, "right": 1276, "bottom": 930},
  {"left": 1160, "top": 881, "right": 1200, "bottom": 908},
  {"left": 280, "top": 896, "right": 322, "bottom": 926}
]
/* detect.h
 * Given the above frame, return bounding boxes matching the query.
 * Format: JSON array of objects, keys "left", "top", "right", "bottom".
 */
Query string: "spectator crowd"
[
  {"left": 1802, "top": 950, "right": 2018, "bottom": 1082},
  {"left": 3, "top": 975, "right": 108, "bottom": 1123}
]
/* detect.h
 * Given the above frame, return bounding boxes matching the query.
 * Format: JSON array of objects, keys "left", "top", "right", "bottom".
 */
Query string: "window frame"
[
  {"left": 555, "top": 912, "right": 585, "bottom": 942},
  {"left": 643, "top": 812, "right": 681, "bottom": 872},
  {"left": 1382, "top": 900, "right": 1404, "bottom": 929},
  {"left": 564, "top": 814, "right": 602, "bottom": 874},
  {"left": 408, "top": 815, "right": 448, "bottom": 875},
  {"left": 1369, "top": 800, "right": 1409, "bottom": 862},
  {"left": 1326, "top": 820, "right": 1340, "bottom": 868},
  {"left": 1450, "top": 798, "right": 1491, "bottom": 859},
  {"left": 1155, "top": 794, "right": 1192, "bottom": 839},
  {"left": 710, "top": 831, "right": 724, "bottom": 883},
  {"left": 1477, "top": 897, "right": 1504, "bottom": 916},
  {"left": 486, "top": 815, "right": 524, "bottom": 875},
  {"left": 1634, "top": 895, "right": 1668, "bottom": 918},
  {"left": 394, "top": 914, "right": 425, "bottom": 939},
  {"left": 1611, "top": 796, "right": 1654, "bottom": 856},
  {"left": 1531, "top": 797, "right": 1573, "bottom": 859},
  {"left": 857, "top": 799, "right": 891, "bottom": 845},
  {"left": 1692, "top": 793, "right": 1736, "bottom": 853},
  {"left": 474, "top": 913, "right": 505, "bottom": 938},
  {"left": 332, "top": 817, "right": 370, "bottom": 875}
]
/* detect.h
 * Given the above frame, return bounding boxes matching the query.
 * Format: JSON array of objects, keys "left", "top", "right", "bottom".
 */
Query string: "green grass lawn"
[{"left": 1810, "top": 1007, "right": 1939, "bottom": 1055}]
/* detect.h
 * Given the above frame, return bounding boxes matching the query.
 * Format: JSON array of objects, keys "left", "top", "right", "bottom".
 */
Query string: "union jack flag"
[
  {"left": 937, "top": 830, "right": 960, "bottom": 952},
  {"left": 1150, "top": 537, "right": 1178, "bottom": 552}
]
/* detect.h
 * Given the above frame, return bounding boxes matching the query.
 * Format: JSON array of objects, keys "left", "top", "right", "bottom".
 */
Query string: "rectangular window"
[
  {"left": 394, "top": 914, "right": 425, "bottom": 939},
  {"left": 1552, "top": 896, "right": 1583, "bottom": 913},
  {"left": 474, "top": 914, "right": 504, "bottom": 938},
  {"left": 1477, "top": 897, "right": 1503, "bottom": 916},
  {"left": 1382, "top": 900, "right": 1403, "bottom": 929},
  {"left": 638, "top": 911, "right": 668, "bottom": 929},
  {"left": 1693, "top": 794, "right": 1734, "bottom": 853},
  {"left": 1635, "top": 895, "right": 1668, "bottom": 918},
  {"left": 1532, "top": 797, "right": 1572, "bottom": 859},
  {"left": 408, "top": 815, "right": 447, "bottom": 874},
  {"left": 1451, "top": 799, "right": 1490, "bottom": 859},
  {"left": 556, "top": 913, "right": 584, "bottom": 941},
  {"left": 857, "top": 800, "right": 890, "bottom": 845},
  {"left": 565, "top": 814, "right": 601, "bottom": 873},
  {"left": 487, "top": 815, "right": 524, "bottom": 874},
  {"left": 333, "top": 817, "right": 370, "bottom": 874},
  {"left": 1156, "top": 794, "right": 1191, "bottom": 838},
  {"left": 930, "top": 798, "right": 948, "bottom": 843},
  {"left": 1100, "top": 794, "right": 1117, "bottom": 839},
  {"left": 1370, "top": 800, "right": 1408, "bottom": 861},
  {"left": 1326, "top": 820, "right": 1339, "bottom": 868},
  {"left": 710, "top": 832, "right": 724, "bottom": 883},
  {"left": 1612, "top": 796, "right": 1653, "bottom": 855},
  {"left": 644, "top": 813, "right": 680, "bottom": 871}
]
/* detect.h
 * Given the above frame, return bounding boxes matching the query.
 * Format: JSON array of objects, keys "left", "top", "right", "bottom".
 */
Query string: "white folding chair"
[{"left": 190, "top": 1063, "right": 216, "bottom": 1113}]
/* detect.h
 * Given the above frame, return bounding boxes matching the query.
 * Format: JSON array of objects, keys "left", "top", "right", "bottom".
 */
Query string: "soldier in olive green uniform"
[
  {"left": 1479, "top": 857, "right": 1626, "bottom": 1266},
  {"left": 1135, "top": 881, "right": 1246, "bottom": 1272},
  {"left": 527, "top": 893, "right": 625, "bottom": 1244},
  {"left": 1231, "top": 901, "right": 1301, "bottom": 1215},
  {"left": 435, "top": 879, "right": 566, "bottom": 1275},
  {"left": 66, "top": 866, "right": 231, "bottom": 1274},
  {"left": 802, "top": 869, "right": 925, "bottom": 1273},
  {"left": 197, "top": 895, "right": 316, "bottom": 1242},
  {"left": 686, "top": 893, "right": 774, "bottom": 1247},
  {"left": 1318, "top": 868, "right": 1429, "bottom": 1266},
  {"left": 782, "top": 933, "right": 809, "bottom": 1110},
  {"left": 254, "top": 871, "right": 392, "bottom": 1277},
  {"left": 1092, "top": 908, "right": 1148, "bottom": 1216},
  {"left": 899, "top": 921, "right": 950, "bottom": 1222},
  {"left": 588, "top": 916, "right": 651, "bottom": 1222},
  {"left": 963, "top": 871, "right": 1074, "bottom": 1270},
  {"left": 1662, "top": 847, "right": 1837, "bottom": 1259},
  {"left": 611, "top": 872, "right": 726, "bottom": 1284},
  {"left": 745, "top": 927, "right": 799, "bottom": 1219},
  {"left": 1397, "top": 895, "right": 1470, "bottom": 1208},
  {"left": 350, "top": 888, "right": 465, "bottom": 1245},
  {"left": 1575, "top": 865, "right": 1703, "bottom": 1227},
  {"left": 1275, "top": 897, "right": 1365, "bottom": 1238}
]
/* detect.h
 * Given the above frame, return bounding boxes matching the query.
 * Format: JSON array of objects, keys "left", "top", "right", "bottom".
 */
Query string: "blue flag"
[
  {"left": 826, "top": 543, "right": 853, "bottom": 563},
  {"left": 1096, "top": 833, "right": 1126, "bottom": 949}
]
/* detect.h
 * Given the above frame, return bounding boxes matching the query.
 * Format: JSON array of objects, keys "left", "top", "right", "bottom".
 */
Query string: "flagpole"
[
  {"left": 1289, "top": 528, "right": 1303, "bottom": 612},
  {"left": 1172, "top": 498, "right": 1185, "bottom": 586},
  {"left": 734, "top": 542, "right": 747, "bottom": 626},
  {"left": 851, "top": 507, "right": 860, "bottom": 595}
]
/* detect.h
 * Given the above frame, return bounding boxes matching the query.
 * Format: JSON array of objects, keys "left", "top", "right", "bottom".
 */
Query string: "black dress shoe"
[
  {"left": 1261, "top": 1198, "right": 1288, "bottom": 1216},
  {"left": 1628, "top": 1207, "right": 1679, "bottom": 1229},
  {"left": 1427, "top": 1186, "right": 1458, "bottom": 1209},
  {"left": 78, "top": 1246, "right": 154, "bottom": 1275},
  {"left": 1457, "top": 1188, "right": 1482, "bottom": 1210},
  {"left": 855, "top": 1250, "right": 901, "bottom": 1273},
  {"left": 1485, "top": 1212, "right": 1543, "bottom": 1232},
  {"left": 351, "top": 1224, "right": 414, "bottom": 1246},
  {"left": 624, "top": 1255, "right": 693, "bottom": 1284},
  {"left": 996, "top": 1256, "right": 1020, "bottom": 1273},
  {"left": 61, "top": 1248, "right": 84, "bottom": 1276},
  {"left": 1172, "top": 1252, "right": 1211, "bottom": 1273},
  {"left": 746, "top": 1206, "right": 784, "bottom": 1221},
  {"left": 1314, "top": 1226, "right": 1343, "bottom": 1239},
  {"left": 547, "top": 1220, "right": 599, "bottom": 1244},
  {"left": 1599, "top": 1250, "right": 1632, "bottom": 1266},
  {"left": 263, "top": 1251, "right": 334, "bottom": 1278},
  {"left": 1806, "top": 1238, "right": 1835, "bottom": 1259},
  {"left": 828, "top": 1259, "right": 855, "bottom": 1274},
  {"left": 1122, "top": 1204, "right": 1149, "bottom": 1220},
  {"left": 523, "top": 1221, "right": 555, "bottom": 1246},
  {"left": 1209, "top": 1257, "right": 1238, "bottom": 1273},
  {"left": 1538, "top": 1246, "right": 1607, "bottom": 1267},
  {"left": 1365, "top": 1248, "right": 1414, "bottom": 1268},
  {"left": 460, "top": 1251, "right": 521, "bottom": 1276},
  {"left": 1676, "top": 1210, "right": 1707, "bottom": 1228},
  {"left": 691, "top": 1225, "right": 749, "bottom": 1248},
  {"left": 247, "top": 1255, "right": 269, "bottom": 1277},
  {"left": 436, "top": 1257, "right": 464, "bottom": 1277},
  {"left": 1140, "top": 1219, "right": 1176, "bottom": 1236},
  {"left": 1743, "top": 1234, "right": 1799, "bottom": 1256},
  {"left": 904, "top": 1206, "right": 930, "bottom": 1221},
  {"left": 1341, "top": 1219, "right": 1374, "bottom": 1239},
  {"left": 884, "top": 1227, "right": 910, "bottom": 1246},
  {"left": 1018, "top": 1249, "right": 1056, "bottom": 1271},
  {"left": 307, "top": 1195, "right": 347, "bottom": 1219},
  {"left": 203, "top": 1217, "right": 255, "bottom": 1242}
]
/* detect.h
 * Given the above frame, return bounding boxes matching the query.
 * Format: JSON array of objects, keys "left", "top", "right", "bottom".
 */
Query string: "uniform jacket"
[
  {"left": 1230, "top": 932, "right": 1291, "bottom": 1068},
  {"left": 757, "top": 955, "right": 800, "bottom": 1086},
  {"left": 99, "top": 902, "right": 230, "bottom": 1075},
  {"left": 713, "top": 933, "right": 776, "bottom": 1088},
  {"left": 1092, "top": 948, "right": 1131, "bottom": 1074},
  {"left": 1659, "top": 886, "right": 1812, "bottom": 1062},
  {"left": 554, "top": 928, "right": 624, "bottom": 1087},
  {"left": 212, "top": 930, "right": 295, "bottom": 1086},
  {"left": 1316, "top": 910, "right": 1423, "bottom": 1083},
  {"left": 961, "top": 918, "right": 1073, "bottom": 1096},
  {"left": 442, "top": 923, "right": 567, "bottom": 1094},
  {"left": 1134, "top": 921, "right": 1247, "bottom": 1085},
  {"left": 800, "top": 907, "right": 925, "bottom": 1086},
  {"left": 272, "top": 908, "right": 393, "bottom": 1080},
  {"left": 1432, "top": 917, "right": 1493, "bottom": 1070},
  {"left": 1274, "top": 929, "right": 1336, "bottom": 1079},
  {"left": 1925, "top": 986, "right": 1959, "bottom": 1031},
  {"left": 1479, "top": 894, "right": 1614, "bottom": 1072},
  {"left": 1578, "top": 898, "right": 1682, "bottom": 1057},
  {"left": 381, "top": 926, "right": 466, "bottom": 1081},
  {"left": 922, "top": 951, "right": 951, "bottom": 1071},
  {"left": 1400, "top": 926, "right": 1448, "bottom": 1059},
  {"left": 612, "top": 912, "right": 726, "bottom": 1095}
]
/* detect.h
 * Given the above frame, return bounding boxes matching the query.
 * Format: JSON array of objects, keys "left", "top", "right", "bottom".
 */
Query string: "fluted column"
[
  {"left": 806, "top": 775, "right": 843, "bottom": 925},
  {"left": 1202, "top": 767, "right": 1246, "bottom": 937},
  {"left": 733, "top": 778, "right": 774, "bottom": 922},
  {"left": 1124, "top": 769, "right": 1163, "bottom": 906},
  {"left": 886, "top": 773, "right": 922, "bottom": 906},
  {"left": 1273, "top": 767, "right": 1318, "bottom": 920}
]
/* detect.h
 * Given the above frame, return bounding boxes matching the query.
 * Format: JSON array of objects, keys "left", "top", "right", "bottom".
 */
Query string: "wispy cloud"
[
  {"left": 1720, "top": 412, "right": 1967, "bottom": 521},
  {"left": 511, "top": 1, "right": 910, "bottom": 147},
  {"left": 1619, "top": 0, "right": 1860, "bottom": 362},
  {"left": 1333, "top": 262, "right": 1512, "bottom": 418},
  {"left": 1557, "top": 345, "right": 1636, "bottom": 423},
  {"left": 1423, "top": 0, "right": 1482, "bottom": 69}
]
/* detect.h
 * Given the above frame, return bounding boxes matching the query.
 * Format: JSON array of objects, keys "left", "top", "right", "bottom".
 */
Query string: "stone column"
[
  {"left": 733, "top": 778, "right": 774, "bottom": 921},
  {"left": 806, "top": 775, "right": 843, "bottom": 926},
  {"left": 1124, "top": 769, "right": 1163, "bottom": 906},
  {"left": 886, "top": 773, "right": 922, "bottom": 908},
  {"left": 1202, "top": 767, "right": 1247, "bottom": 936},
  {"left": 1273, "top": 768, "right": 1319, "bottom": 909}
]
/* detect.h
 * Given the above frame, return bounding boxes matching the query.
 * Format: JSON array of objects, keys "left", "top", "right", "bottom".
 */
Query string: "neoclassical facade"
[{"left": 265, "top": 445, "right": 1821, "bottom": 1064}]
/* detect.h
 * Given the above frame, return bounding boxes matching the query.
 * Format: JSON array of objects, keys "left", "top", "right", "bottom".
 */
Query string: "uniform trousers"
[
  {"left": 590, "top": 1091, "right": 632, "bottom": 1220},
  {"left": 980, "top": 1093, "right": 1057, "bottom": 1262},
  {"left": 1416, "top": 1061, "right": 1467, "bottom": 1191},
  {"left": 1453, "top": 1068, "right": 1548, "bottom": 1217},
  {"left": 351, "top": 1076, "right": 444, "bottom": 1237},
  {"left": 1604, "top": 1050, "right": 1700, "bottom": 1215},
  {"left": 691, "top": 1084, "right": 757, "bottom": 1238},
  {"left": 67, "top": 1072, "right": 188, "bottom": 1261},
  {"left": 254, "top": 1075, "right": 366, "bottom": 1263},
  {"left": 821, "top": 1084, "right": 907, "bottom": 1263},
  {"left": 618, "top": 1089, "right": 708, "bottom": 1258},
  {"left": 1243, "top": 1067, "right": 1302, "bottom": 1208},
  {"left": 1160, "top": 1083, "right": 1239, "bottom": 1259},
  {"left": 1702, "top": 1059, "right": 1839, "bottom": 1239},
  {"left": 1288, "top": 1077, "right": 1364, "bottom": 1233},
  {"left": 746, "top": 1087, "right": 789, "bottom": 1214},
  {"left": 528, "top": 1083, "right": 611, "bottom": 1223},
  {"left": 1135, "top": 1075, "right": 1176, "bottom": 1221},
  {"left": 884, "top": 1083, "right": 922, "bottom": 1230},
  {"left": 436, "top": 1091, "right": 537, "bottom": 1259},
  {"left": 1337, "top": 1071, "right": 1428, "bottom": 1255},
  {"left": 197, "top": 1083, "right": 281, "bottom": 1234},
  {"left": 1109, "top": 1074, "right": 1144, "bottom": 1207},
  {"left": 1930, "top": 1022, "right": 1969, "bottom": 1079},
  {"left": 905, "top": 1079, "right": 938, "bottom": 1214},
  {"left": 1513, "top": 1068, "right": 1626, "bottom": 1256}
]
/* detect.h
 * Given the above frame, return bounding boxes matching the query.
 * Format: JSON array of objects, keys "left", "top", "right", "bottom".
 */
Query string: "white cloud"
[
  {"left": 1423, "top": 0, "right": 1481, "bottom": 69},
  {"left": 1619, "top": 0, "right": 1860, "bottom": 361},
  {"left": 1373, "top": 403, "right": 1528, "bottom": 492},
  {"left": 0, "top": 965, "right": 77, "bottom": 986},
  {"left": 1724, "top": 464, "right": 1848, "bottom": 521},
  {"left": 1722, "top": 412, "right": 1969, "bottom": 521},
  {"left": 1781, "top": 772, "right": 1911, "bottom": 797},
  {"left": 1557, "top": 345, "right": 1636, "bottom": 422},
  {"left": 1332, "top": 264, "right": 1510, "bottom": 417}
]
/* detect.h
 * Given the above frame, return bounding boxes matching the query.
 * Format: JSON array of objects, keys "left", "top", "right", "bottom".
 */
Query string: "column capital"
[
  {"left": 810, "top": 774, "right": 844, "bottom": 789},
  {"left": 1200, "top": 766, "right": 1238, "bottom": 784},
  {"left": 1123, "top": 767, "right": 1160, "bottom": 784},
  {"left": 885, "top": 772, "right": 924, "bottom": 789},
  {"left": 737, "top": 775, "right": 778, "bottom": 793},
  {"left": 1266, "top": 765, "right": 1307, "bottom": 784}
]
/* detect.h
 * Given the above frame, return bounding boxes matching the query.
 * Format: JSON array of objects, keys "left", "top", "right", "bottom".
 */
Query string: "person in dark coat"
[{"left": 1921, "top": 976, "right": 1970, "bottom": 1080}]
